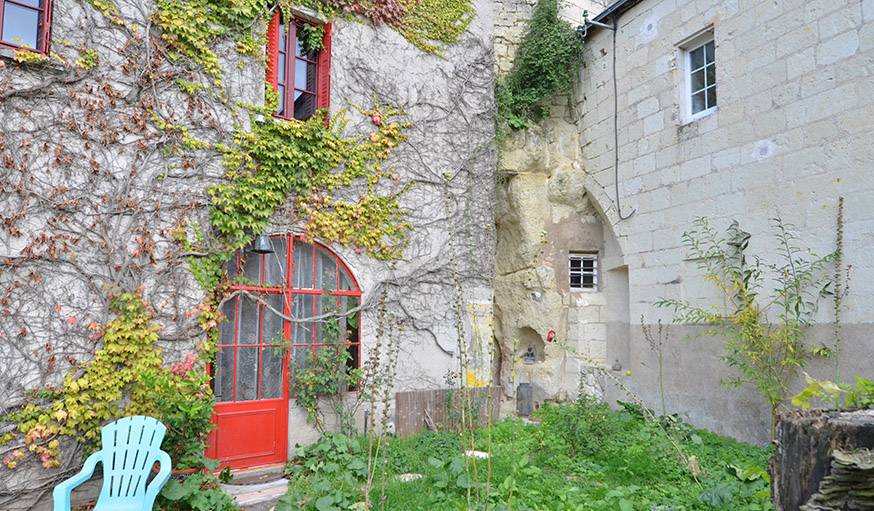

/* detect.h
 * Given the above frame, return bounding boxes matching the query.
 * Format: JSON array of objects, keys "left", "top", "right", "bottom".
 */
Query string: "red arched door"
[{"left": 207, "top": 235, "right": 361, "bottom": 469}]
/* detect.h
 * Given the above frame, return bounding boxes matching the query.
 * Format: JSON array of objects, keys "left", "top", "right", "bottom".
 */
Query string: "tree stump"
[{"left": 770, "top": 409, "right": 874, "bottom": 510}]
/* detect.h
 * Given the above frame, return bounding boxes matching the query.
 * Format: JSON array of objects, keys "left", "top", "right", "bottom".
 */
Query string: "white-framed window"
[
  {"left": 681, "top": 30, "right": 716, "bottom": 123},
  {"left": 569, "top": 253, "right": 598, "bottom": 291}
]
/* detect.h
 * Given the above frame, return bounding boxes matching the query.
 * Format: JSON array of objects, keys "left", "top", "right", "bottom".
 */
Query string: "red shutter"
[
  {"left": 266, "top": 10, "right": 281, "bottom": 90},
  {"left": 316, "top": 23, "right": 332, "bottom": 112}
]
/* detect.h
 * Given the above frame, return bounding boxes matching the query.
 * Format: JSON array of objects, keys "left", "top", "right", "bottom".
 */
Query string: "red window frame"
[
  {"left": 266, "top": 9, "right": 331, "bottom": 120},
  {"left": 0, "top": 0, "right": 52, "bottom": 54},
  {"left": 214, "top": 235, "right": 362, "bottom": 403}
]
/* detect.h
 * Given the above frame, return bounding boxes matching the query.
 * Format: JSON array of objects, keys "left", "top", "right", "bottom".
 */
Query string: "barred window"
[{"left": 569, "top": 253, "right": 598, "bottom": 291}]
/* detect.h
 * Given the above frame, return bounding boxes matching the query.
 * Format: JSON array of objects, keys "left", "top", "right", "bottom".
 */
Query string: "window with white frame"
[
  {"left": 683, "top": 32, "right": 716, "bottom": 121},
  {"left": 569, "top": 253, "right": 598, "bottom": 291}
]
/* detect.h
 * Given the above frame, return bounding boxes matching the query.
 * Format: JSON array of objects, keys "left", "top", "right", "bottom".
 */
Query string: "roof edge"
[{"left": 584, "top": 0, "right": 645, "bottom": 36}]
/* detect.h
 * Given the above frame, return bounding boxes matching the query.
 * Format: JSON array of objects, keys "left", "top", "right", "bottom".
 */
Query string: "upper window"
[
  {"left": 0, "top": 0, "right": 51, "bottom": 53},
  {"left": 267, "top": 10, "right": 331, "bottom": 121},
  {"left": 682, "top": 32, "right": 716, "bottom": 122},
  {"left": 569, "top": 253, "right": 598, "bottom": 291}
]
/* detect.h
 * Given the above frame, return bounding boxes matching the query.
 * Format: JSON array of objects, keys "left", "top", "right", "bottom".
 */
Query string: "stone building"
[
  {"left": 495, "top": 0, "right": 874, "bottom": 443},
  {"left": 0, "top": 0, "right": 494, "bottom": 505}
]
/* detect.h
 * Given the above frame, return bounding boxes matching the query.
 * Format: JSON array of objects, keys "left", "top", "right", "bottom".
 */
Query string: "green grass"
[{"left": 277, "top": 399, "right": 773, "bottom": 511}]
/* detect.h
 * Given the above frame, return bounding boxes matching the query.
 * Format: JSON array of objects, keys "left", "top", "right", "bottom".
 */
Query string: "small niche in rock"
[{"left": 516, "top": 326, "right": 545, "bottom": 364}]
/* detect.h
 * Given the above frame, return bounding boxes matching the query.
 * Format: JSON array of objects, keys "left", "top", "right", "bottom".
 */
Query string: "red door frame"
[{"left": 207, "top": 235, "right": 362, "bottom": 470}]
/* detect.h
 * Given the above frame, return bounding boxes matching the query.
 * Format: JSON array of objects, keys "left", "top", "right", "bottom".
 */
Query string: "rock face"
[
  {"left": 495, "top": 109, "right": 618, "bottom": 405},
  {"left": 770, "top": 409, "right": 874, "bottom": 511}
]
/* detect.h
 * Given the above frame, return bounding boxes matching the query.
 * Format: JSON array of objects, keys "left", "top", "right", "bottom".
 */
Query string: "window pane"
[
  {"left": 690, "top": 69, "right": 705, "bottom": 93},
  {"left": 217, "top": 345, "right": 235, "bottom": 402},
  {"left": 294, "top": 92, "right": 317, "bottom": 120},
  {"left": 316, "top": 248, "right": 336, "bottom": 291},
  {"left": 277, "top": 84, "right": 285, "bottom": 115},
  {"left": 583, "top": 274, "right": 595, "bottom": 287},
  {"left": 292, "top": 294, "right": 316, "bottom": 343},
  {"left": 691, "top": 91, "right": 706, "bottom": 114},
  {"left": 317, "top": 294, "right": 339, "bottom": 344},
  {"left": 293, "top": 241, "right": 314, "bottom": 288},
  {"left": 241, "top": 252, "right": 262, "bottom": 284},
  {"left": 237, "top": 296, "right": 259, "bottom": 343},
  {"left": 582, "top": 259, "right": 595, "bottom": 270},
  {"left": 225, "top": 255, "right": 238, "bottom": 282},
  {"left": 260, "top": 347, "right": 284, "bottom": 399},
  {"left": 279, "top": 22, "right": 286, "bottom": 50},
  {"left": 235, "top": 346, "right": 258, "bottom": 401},
  {"left": 705, "top": 64, "right": 715, "bottom": 88},
  {"left": 707, "top": 86, "right": 717, "bottom": 108},
  {"left": 340, "top": 296, "right": 360, "bottom": 344},
  {"left": 278, "top": 54, "right": 286, "bottom": 86},
  {"left": 569, "top": 259, "right": 582, "bottom": 271},
  {"left": 295, "top": 28, "right": 319, "bottom": 60},
  {"left": 570, "top": 274, "right": 582, "bottom": 287},
  {"left": 2, "top": 3, "right": 39, "bottom": 49},
  {"left": 219, "top": 299, "right": 237, "bottom": 345},
  {"left": 689, "top": 46, "right": 704, "bottom": 70},
  {"left": 339, "top": 267, "right": 356, "bottom": 291},
  {"left": 263, "top": 237, "right": 288, "bottom": 286},
  {"left": 291, "top": 346, "right": 311, "bottom": 373},
  {"left": 294, "top": 59, "right": 318, "bottom": 92},
  {"left": 705, "top": 41, "right": 715, "bottom": 64},
  {"left": 262, "top": 295, "right": 285, "bottom": 345}
]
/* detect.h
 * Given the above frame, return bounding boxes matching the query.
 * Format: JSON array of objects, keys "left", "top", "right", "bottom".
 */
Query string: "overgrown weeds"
[{"left": 277, "top": 398, "right": 772, "bottom": 510}]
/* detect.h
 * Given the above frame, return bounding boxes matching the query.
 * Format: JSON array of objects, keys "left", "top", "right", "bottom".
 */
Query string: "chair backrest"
[{"left": 97, "top": 416, "right": 167, "bottom": 502}]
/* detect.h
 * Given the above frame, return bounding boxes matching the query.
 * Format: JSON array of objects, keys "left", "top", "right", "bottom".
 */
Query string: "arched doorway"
[{"left": 207, "top": 235, "right": 362, "bottom": 469}]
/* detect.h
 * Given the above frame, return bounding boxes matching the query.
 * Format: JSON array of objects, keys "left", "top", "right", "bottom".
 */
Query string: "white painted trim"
[{"left": 678, "top": 27, "right": 716, "bottom": 125}]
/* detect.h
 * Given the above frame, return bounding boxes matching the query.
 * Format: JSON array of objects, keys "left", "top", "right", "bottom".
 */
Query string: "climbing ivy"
[
  {"left": 496, "top": 0, "right": 583, "bottom": 130},
  {"left": 206, "top": 105, "right": 410, "bottom": 261},
  {"left": 152, "top": 0, "right": 271, "bottom": 81},
  {"left": 2, "top": 293, "right": 215, "bottom": 470}
]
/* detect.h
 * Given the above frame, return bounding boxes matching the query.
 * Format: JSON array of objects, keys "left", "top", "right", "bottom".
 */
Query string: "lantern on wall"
[{"left": 250, "top": 233, "right": 274, "bottom": 254}]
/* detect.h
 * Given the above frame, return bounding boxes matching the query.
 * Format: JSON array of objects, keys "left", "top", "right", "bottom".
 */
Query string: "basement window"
[
  {"left": 569, "top": 253, "right": 598, "bottom": 291},
  {"left": 681, "top": 30, "right": 716, "bottom": 122}
]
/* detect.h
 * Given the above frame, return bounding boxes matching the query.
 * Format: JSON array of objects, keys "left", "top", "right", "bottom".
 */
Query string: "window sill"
[
  {"left": 681, "top": 106, "right": 718, "bottom": 127},
  {"left": 0, "top": 46, "right": 66, "bottom": 73}
]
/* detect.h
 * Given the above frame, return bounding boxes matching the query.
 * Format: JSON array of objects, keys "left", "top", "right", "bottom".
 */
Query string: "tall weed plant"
[{"left": 657, "top": 217, "right": 834, "bottom": 438}]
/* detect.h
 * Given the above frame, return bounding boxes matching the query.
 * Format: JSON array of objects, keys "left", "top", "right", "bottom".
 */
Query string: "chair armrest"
[
  {"left": 53, "top": 452, "right": 102, "bottom": 511},
  {"left": 144, "top": 450, "right": 172, "bottom": 504}
]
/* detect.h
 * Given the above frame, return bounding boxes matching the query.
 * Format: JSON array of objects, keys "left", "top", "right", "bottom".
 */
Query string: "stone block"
[
  {"left": 816, "top": 30, "right": 860, "bottom": 66},
  {"left": 643, "top": 112, "right": 665, "bottom": 135},
  {"left": 637, "top": 97, "right": 660, "bottom": 119},
  {"left": 818, "top": 5, "right": 863, "bottom": 41},
  {"left": 568, "top": 305, "right": 601, "bottom": 324},
  {"left": 787, "top": 47, "right": 816, "bottom": 79}
]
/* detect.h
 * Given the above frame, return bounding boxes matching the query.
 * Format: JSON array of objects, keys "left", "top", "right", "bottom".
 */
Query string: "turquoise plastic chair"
[{"left": 53, "top": 416, "right": 172, "bottom": 511}]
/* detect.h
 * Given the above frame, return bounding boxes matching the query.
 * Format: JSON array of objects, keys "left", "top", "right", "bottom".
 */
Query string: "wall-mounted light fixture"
[{"left": 250, "top": 233, "right": 274, "bottom": 254}]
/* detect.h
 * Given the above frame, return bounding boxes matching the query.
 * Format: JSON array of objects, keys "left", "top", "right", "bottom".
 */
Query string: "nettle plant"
[{"left": 657, "top": 217, "right": 834, "bottom": 438}]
